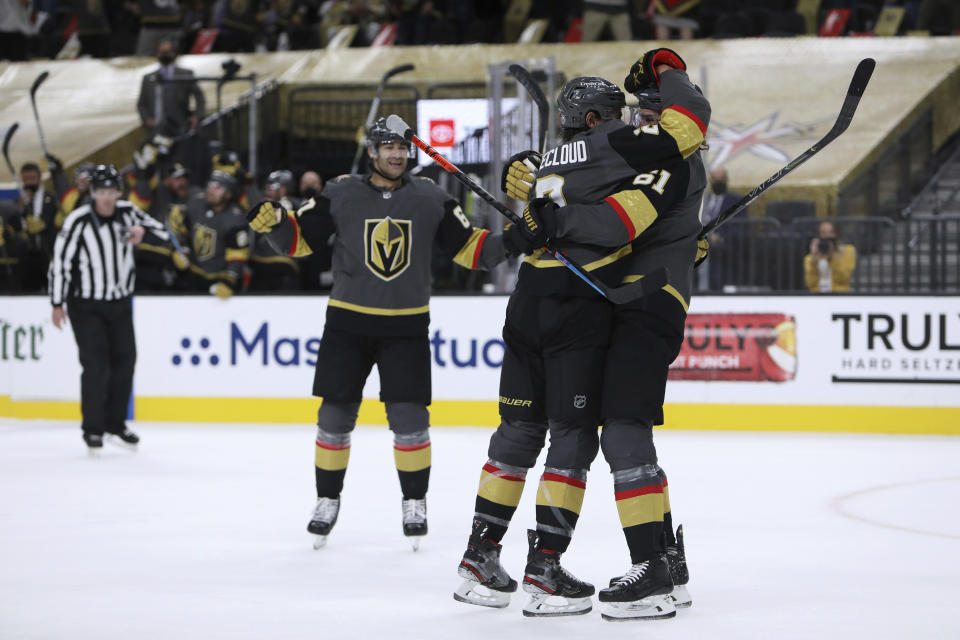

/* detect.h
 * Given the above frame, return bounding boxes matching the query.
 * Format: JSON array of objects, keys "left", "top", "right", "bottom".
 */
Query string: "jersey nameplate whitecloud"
[{"left": 540, "top": 140, "right": 590, "bottom": 169}]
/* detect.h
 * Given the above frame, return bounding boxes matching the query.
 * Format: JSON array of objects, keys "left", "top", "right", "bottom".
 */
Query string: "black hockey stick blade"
[
  {"left": 385, "top": 114, "right": 664, "bottom": 305},
  {"left": 383, "top": 63, "right": 415, "bottom": 82},
  {"left": 508, "top": 64, "right": 549, "bottom": 151},
  {"left": 700, "top": 58, "right": 875, "bottom": 239},
  {"left": 30, "top": 70, "right": 49, "bottom": 97}
]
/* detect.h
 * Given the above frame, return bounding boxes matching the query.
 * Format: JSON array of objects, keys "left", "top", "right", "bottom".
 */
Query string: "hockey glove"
[
  {"left": 695, "top": 236, "right": 709, "bottom": 269},
  {"left": 247, "top": 200, "right": 285, "bottom": 233},
  {"left": 133, "top": 143, "right": 158, "bottom": 171},
  {"left": 25, "top": 216, "right": 46, "bottom": 235},
  {"left": 624, "top": 48, "right": 687, "bottom": 93},
  {"left": 502, "top": 198, "right": 557, "bottom": 257},
  {"left": 172, "top": 250, "right": 190, "bottom": 271},
  {"left": 210, "top": 282, "right": 233, "bottom": 299},
  {"left": 501, "top": 150, "right": 542, "bottom": 202}
]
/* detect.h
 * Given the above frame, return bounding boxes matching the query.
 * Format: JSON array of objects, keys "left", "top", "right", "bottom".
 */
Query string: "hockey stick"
[
  {"left": 350, "top": 63, "right": 415, "bottom": 174},
  {"left": 700, "top": 58, "right": 876, "bottom": 239},
  {"left": 385, "top": 114, "right": 667, "bottom": 304},
  {"left": 2, "top": 122, "right": 20, "bottom": 191},
  {"left": 29, "top": 71, "right": 51, "bottom": 158},
  {"left": 508, "top": 64, "right": 549, "bottom": 152}
]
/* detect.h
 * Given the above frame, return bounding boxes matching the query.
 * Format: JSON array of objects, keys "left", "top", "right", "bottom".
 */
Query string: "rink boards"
[{"left": 1, "top": 294, "right": 959, "bottom": 433}]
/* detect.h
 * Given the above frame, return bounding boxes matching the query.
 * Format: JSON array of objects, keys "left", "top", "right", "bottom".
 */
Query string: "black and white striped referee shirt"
[{"left": 49, "top": 201, "right": 168, "bottom": 306}]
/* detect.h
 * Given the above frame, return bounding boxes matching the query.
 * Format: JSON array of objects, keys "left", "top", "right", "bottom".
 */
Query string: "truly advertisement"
[
  {"left": 669, "top": 313, "right": 797, "bottom": 382},
  {"left": 830, "top": 310, "right": 960, "bottom": 385}
]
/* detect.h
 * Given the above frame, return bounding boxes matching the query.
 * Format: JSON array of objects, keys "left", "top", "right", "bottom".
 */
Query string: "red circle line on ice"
[{"left": 830, "top": 476, "right": 960, "bottom": 540}]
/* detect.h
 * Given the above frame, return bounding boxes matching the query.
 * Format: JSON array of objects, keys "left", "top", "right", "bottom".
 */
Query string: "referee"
[{"left": 49, "top": 165, "right": 171, "bottom": 454}]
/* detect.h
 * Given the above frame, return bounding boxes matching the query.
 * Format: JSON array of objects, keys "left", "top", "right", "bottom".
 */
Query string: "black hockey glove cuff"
[
  {"left": 625, "top": 48, "right": 687, "bottom": 93},
  {"left": 503, "top": 198, "right": 557, "bottom": 257}
]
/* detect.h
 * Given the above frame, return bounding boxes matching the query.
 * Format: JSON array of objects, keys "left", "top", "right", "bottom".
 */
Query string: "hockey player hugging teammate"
[
  {"left": 454, "top": 48, "right": 709, "bottom": 621},
  {"left": 246, "top": 117, "right": 508, "bottom": 550}
]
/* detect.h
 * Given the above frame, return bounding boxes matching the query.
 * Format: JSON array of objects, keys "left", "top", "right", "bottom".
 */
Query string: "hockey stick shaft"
[
  {"left": 2, "top": 122, "right": 20, "bottom": 190},
  {"left": 350, "top": 63, "right": 415, "bottom": 174},
  {"left": 508, "top": 64, "right": 549, "bottom": 152},
  {"left": 385, "top": 114, "right": 666, "bottom": 304},
  {"left": 29, "top": 71, "right": 51, "bottom": 158},
  {"left": 699, "top": 58, "right": 876, "bottom": 239}
]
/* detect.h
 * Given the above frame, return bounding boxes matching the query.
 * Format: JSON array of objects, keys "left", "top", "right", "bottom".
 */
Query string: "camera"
[{"left": 817, "top": 238, "right": 836, "bottom": 254}]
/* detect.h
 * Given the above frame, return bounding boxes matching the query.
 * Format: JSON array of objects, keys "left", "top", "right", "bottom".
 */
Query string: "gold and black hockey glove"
[
  {"left": 247, "top": 200, "right": 285, "bottom": 234},
  {"left": 625, "top": 48, "right": 687, "bottom": 93},
  {"left": 502, "top": 198, "right": 557, "bottom": 258},
  {"left": 694, "top": 236, "right": 709, "bottom": 268},
  {"left": 501, "top": 150, "right": 542, "bottom": 202}
]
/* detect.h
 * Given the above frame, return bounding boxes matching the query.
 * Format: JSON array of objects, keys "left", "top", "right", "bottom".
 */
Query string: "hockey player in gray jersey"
[
  {"left": 456, "top": 51, "right": 709, "bottom": 618},
  {"left": 246, "top": 117, "right": 508, "bottom": 550},
  {"left": 505, "top": 49, "right": 709, "bottom": 621}
]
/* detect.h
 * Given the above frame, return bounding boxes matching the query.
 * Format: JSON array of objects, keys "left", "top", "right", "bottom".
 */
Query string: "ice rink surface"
[{"left": 1, "top": 419, "right": 958, "bottom": 640}]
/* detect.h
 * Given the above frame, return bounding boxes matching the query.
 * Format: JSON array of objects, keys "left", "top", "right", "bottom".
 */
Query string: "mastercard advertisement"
[{"left": 669, "top": 313, "right": 797, "bottom": 382}]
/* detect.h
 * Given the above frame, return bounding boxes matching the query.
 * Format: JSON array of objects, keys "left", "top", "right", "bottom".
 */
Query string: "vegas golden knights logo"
[
  {"left": 193, "top": 225, "right": 217, "bottom": 262},
  {"left": 364, "top": 217, "right": 411, "bottom": 281}
]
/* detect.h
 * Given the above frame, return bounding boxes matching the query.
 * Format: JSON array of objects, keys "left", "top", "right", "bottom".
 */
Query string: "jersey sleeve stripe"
[
  {"left": 286, "top": 212, "right": 300, "bottom": 256},
  {"left": 664, "top": 104, "right": 707, "bottom": 136},
  {"left": 606, "top": 190, "right": 658, "bottom": 240},
  {"left": 661, "top": 106, "right": 706, "bottom": 158},
  {"left": 451, "top": 228, "right": 489, "bottom": 270},
  {"left": 604, "top": 195, "right": 635, "bottom": 239}
]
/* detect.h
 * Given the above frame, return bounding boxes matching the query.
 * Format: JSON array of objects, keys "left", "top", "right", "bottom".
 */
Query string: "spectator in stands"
[
  {"left": 700, "top": 166, "right": 744, "bottom": 291},
  {"left": 169, "top": 171, "right": 250, "bottom": 298},
  {"left": 804, "top": 220, "right": 856, "bottom": 293},
  {"left": 918, "top": 0, "right": 960, "bottom": 34},
  {"left": 135, "top": 0, "right": 184, "bottom": 56},
  {"left": 17, "top": 162, "right": 60, "bottom": 292},
  {"left": 212, "top": 0, "right": 260, "bottom": 52},
  {"left": 393, "top": 0, "right": 445, "bottom": 44},
  {"left": 299, "top": 170, "right": 323, "bottom": 200},
  {"left": 69, "top": 0, "right": 113, "bottom": 57},
  {"left": 137, "top": 37, "right": 206, "bottom": 139},
  {"left": 581, "top": 0, "right": 632, "bottom": 41},
  {"left": 0, "top": 0, "right": 32, "bottom": 62}
]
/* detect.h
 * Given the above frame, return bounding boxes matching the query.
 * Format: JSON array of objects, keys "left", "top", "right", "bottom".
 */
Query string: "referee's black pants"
[{"left": 66, "top": 297, "right": 137, "bottom": 436}]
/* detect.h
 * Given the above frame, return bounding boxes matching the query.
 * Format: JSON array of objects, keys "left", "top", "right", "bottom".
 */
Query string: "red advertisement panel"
[{"left": 669, "top": 313, "right": 797, "bottom": 382}]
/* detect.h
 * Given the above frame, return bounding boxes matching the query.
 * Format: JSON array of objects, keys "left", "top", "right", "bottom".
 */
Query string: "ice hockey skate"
[
  {"left": 401, "top": 497, "right": 427, "bottom": 551},
  {"left": 307, "top": 497, "right": 340, "bottom": 549},
  {"left": 82, "top": 433, "right": 103, "bottom": 458},
  {"left": 667, "top": 524, "right": 692, "bottom": 608},
  {"left": 599, "top": 555, "right": 676, "bottom": 621},
  {"left": 521, "top": 529, "right": 594, "bottom": 617},
  {"left": 106, "top": 427, "right": 139, "bottom": 451},
  {"left": 453, "top": 518, "right": 517, "bottom": 608}
]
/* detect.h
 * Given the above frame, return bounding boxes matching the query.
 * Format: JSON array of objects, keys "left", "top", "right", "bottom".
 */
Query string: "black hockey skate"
[
  {"left": 401, "top": 498, "right": 427, "bottom": 551},
  {"left": 453, "top": 518, "right": 518, "bottom": 609},
  {"left": 521, "top": 529, "right": 594, "bottom": 617},
  {"left": 666, "top": 524, "right": 692, "bottom": 608},
  {"left": 107, "top": 427, "right": 140, "bottom": 449},
  {"left": 307, "top": 497, "right": 340, "bottom": 549},
  {"left": 599, "top": 555, "right": 676, "bottom": 621},
  {"left": 82, "top": 433, "right": 103, "bottom": 457}
]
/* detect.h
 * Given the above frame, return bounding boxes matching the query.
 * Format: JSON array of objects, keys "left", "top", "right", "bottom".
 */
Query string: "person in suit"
[
  {"left": 136, "top": 37, "right": 206, "bottom": 140},
  {"left": 699, "top": 166, "right": 745, "bottom": 291}
]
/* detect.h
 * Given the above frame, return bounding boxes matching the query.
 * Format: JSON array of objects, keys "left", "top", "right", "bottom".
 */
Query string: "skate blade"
[
  {"left": 408, "top": 536, "right": 423, "bottom": 552},
  {"left": 86, "top": 447, "right": 102, "bottom": 458},
  {"left": 669, "top": 585, "right": 692, "bottom": 608},
  {"left": 600, "top": 594, "right": 676, "bottom": 621},
  {"left": 453, "top": 580, "right": 512, "bottom": 609},
  {"left": 106, "top": 435, "right": 138, "bottom": 451},
  {"left": 312, "top": 534, "right": 328, "bottom": 550},
  {"left": 522, "top": 594, "right": 592, "bottom": 617}
]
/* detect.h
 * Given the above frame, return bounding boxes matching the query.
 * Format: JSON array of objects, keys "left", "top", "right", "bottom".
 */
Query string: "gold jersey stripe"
[
  {"left": 477, "top": 469, "right": 526, "bottom": 507},
  {"left": 621, "top": 276, "right": 689, "bottom": 312},
  {"left": 328, "top": 299, "right": 430, "bottom": 316},
  {"left": 536, "top": 479, "right": 586, "bottom": 513},
  {"left": 615, "top": 492, "right": 665, "bottom": 528},
  {"left": 607, "top": 189, "right": 659, "bottom": 240},
  {"left": 523, "top": 244, "right": 633, "bottom": 270},
  {"left": 660, "top": 107, "right": 707, "bottom": 159},
  {"left": 394, "top": 443, "right": 431, "bottom": 472},
  {"left": 452, "top": 228, "right": 488, "bottom": 270},
  {"left": 135, "top": 243, "right": 172, "bottom": 257},
  {"left": 225, "top": 248, "right": 250, "bottom": 262},
  {"left": 315, "top": 443, "right": 350, "bottom": 471}
]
